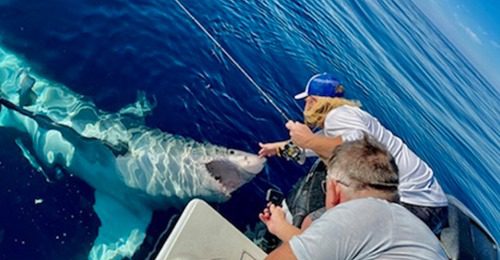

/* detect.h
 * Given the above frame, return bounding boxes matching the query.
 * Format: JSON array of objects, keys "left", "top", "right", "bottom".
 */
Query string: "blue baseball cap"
[{"left": 294, "top": 73, "right": 344, "bottom": 99}]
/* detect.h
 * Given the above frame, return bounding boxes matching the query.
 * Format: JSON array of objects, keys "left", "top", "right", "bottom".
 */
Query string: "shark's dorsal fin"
[{"left": 90, "top": 191, "right": 152, "bottom": 260}]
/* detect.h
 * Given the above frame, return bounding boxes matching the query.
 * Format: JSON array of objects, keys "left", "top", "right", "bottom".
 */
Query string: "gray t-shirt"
[{"left": 289, "top": 198, "right": 447, "bottom": 260}]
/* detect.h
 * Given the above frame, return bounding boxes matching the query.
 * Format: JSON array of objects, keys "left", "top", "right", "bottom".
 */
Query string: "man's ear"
[
  {"left": 330, "top": 181, "right": 342, "bottom": 206},
  {"left": 333, "top": 183, "right": 342, "bottom": 205},
  {"left": 325, "top": 181, "right": 341, "bottom": 208}
]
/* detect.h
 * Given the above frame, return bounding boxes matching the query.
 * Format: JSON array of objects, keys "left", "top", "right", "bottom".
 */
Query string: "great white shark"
[{"left": 0, "top": 47, "right": 266, "bottom": 259}]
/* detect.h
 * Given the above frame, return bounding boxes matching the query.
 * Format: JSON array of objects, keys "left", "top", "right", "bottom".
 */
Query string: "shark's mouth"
[{"left": 205, "top": 160, "right": 251, "bottom": 194}]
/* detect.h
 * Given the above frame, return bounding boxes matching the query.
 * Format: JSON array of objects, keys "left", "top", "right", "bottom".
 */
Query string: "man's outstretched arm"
[{"left": 286, "top": 121, "right": 343, "bottom": 159}]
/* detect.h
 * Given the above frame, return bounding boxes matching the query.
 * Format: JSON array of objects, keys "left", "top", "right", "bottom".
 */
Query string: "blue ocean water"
[{"left": 0, "top": 0, "right": 498, "bottom": 259}]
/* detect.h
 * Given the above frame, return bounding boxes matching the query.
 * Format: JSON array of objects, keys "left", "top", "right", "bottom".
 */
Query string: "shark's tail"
[{"left": 0, "top": 98, "right": 129, "bottom": 155}]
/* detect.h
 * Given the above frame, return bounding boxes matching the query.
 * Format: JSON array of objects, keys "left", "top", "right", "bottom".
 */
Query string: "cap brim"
[{"left": 294, "top": 92, "right": 308, "bottom": 99}]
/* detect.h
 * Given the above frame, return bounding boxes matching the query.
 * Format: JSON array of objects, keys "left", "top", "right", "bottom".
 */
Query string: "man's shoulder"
[
  {"left": 327, "top": 105, "right": 366, "bottom": 122},
  {"left": 324, "top": 198, "right": 396, "bottom": 220},
  {"left": 334, "top": 197, "right": 393, "bottom": 210},
  {"left": 332, "top": 104, "right": 362, "bottom": 113},
  {"left": 325, "top": 198, "right": 422, "bottom": 225},
  {"left": 333, "top": 199, "right": 437, "bottom": 236}
]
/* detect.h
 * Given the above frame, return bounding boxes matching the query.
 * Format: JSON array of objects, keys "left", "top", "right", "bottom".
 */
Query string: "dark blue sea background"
[{"left": 0, "top": 0, "right": 498, "bottom": 259}]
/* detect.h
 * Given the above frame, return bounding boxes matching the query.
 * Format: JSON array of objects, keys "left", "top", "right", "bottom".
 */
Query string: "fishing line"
[
  {"left": 175, "top": 1, "right": 308, "bottom": 165},
  {"left": 174, "top": 0, "right": 291, "bottom": 121}
]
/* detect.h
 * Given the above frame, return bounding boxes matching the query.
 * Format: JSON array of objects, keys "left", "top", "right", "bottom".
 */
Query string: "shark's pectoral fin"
[
  {"left": 90, "top": 191, "right": 152, "bottom": 260},
  {"left": 14, "top": 138, "right": 54, "bottom": 182}
]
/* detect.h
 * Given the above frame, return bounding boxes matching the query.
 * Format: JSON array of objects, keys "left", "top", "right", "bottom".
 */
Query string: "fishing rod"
[
  {"left": 174, "top": 0, "right": 291, "bottom": 121},
  {"left": 174, "top": 0, "right": 305, "bottom": 164}
]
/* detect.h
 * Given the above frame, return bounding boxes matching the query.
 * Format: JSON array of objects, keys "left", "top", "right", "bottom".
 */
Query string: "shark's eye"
[{"left": 229, "top": 150, "right": 235, "bottom": 155}]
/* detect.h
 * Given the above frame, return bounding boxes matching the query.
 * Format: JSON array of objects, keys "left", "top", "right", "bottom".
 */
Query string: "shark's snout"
[
  {"left": 205, "top": 149, "right": 266, "bottom": 194},
  {"left": 227, "top": 149, "right": 266, "bottom": 174}
]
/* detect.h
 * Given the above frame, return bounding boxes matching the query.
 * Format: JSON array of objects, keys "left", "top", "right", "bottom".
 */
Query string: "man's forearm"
[
  {"left": 304, "top": 135, "right": 343, "bottom": 160},
  {"left": 266, "top": 243, "right": 297, "bottom": 260},
  {"left": 274, "top": 223, "right": 301, "bottom": 242}
]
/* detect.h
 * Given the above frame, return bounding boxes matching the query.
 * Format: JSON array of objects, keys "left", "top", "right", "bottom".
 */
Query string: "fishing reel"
[{"left": 278, "top": 141, "right": 306, "bottom": 165}]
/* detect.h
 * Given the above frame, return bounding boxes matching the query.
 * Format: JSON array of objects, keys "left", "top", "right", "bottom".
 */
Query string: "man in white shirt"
[
  {"left": 259, "top": 73, "right": 448, "bottom": 234},
  {"left": 259, "top": 137, "right": 448, "bottom": 260}
]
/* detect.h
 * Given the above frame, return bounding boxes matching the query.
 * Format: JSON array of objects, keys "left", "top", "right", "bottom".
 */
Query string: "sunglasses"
[{"left": 321, "top": 178, "right": 350, "bottom": 193}]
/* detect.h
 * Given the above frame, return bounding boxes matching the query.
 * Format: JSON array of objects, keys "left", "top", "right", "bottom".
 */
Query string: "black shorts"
[{"left": 400, "top": 202, "right": 448, "bottom": 236}]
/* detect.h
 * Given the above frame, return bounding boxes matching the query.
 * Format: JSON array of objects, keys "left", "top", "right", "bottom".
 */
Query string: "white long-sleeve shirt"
[{"left": 314, "top": 105, "right": 447, "bottom": 207}]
